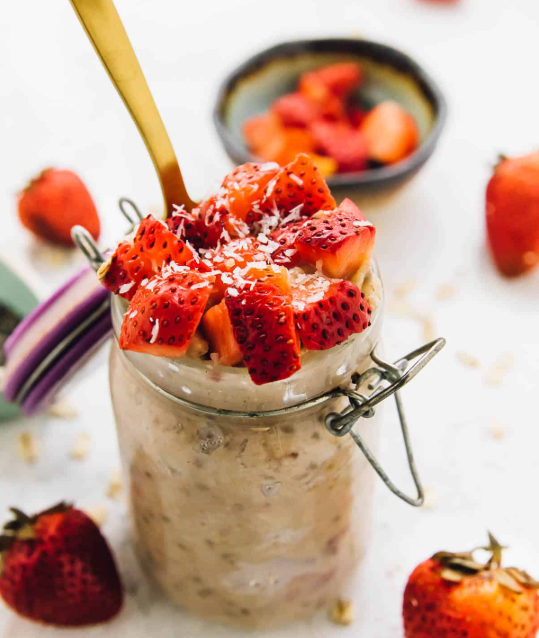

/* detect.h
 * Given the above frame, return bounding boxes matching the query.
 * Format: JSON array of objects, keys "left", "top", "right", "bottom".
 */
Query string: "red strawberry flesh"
[
  {"left": 269, "top": 221, "right": 304, "bottom": 267},
  {"left": 264, "top": 153, "right": 336, "bottom": 221},
  {"left": 225, "top": 282, "right": 300, "bottom": 385},
  {"left": 119, "top": 269, "right": 214, "bottom": 358},
  {"left": 311, "top": 121, "right": 368, "bottom": 173},
  {"left": 291, "top": 275, "right": 371, "bottom": 350},
  {"left": 295, "top": 199, "right": 375, "bottom": 279},
  {"left": 0, "top": 505, "right": 123, "bottom": 626},
  {"left": 99, "top": 215, "right": 195, "bottom": 300}
]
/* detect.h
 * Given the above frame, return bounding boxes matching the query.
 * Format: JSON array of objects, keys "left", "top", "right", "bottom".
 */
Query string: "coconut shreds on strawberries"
[{"left": 100, "top": 155, "right": 380, "bottom": 386}]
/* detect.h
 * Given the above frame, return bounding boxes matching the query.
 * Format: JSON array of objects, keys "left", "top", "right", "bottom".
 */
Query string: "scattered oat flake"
[
  {"left": 422, "top": 487, "right": 438, "bottom": 510},
  {"left": 485, "top": 353, "right": 515, "bottom": 386},
  {"left": 456, "top": 351, "right": 479, "bottom": 368},
  {"left": 387, "top": 297, "right": 414, "bottom": 318},
  {"left": 436, "top": 283, "right": 456, "bottom": 301},
  {"left": 394, "top": 278, "right": 417, "bottom": 298},
  {"left": 85, "top": 504, "right": 107, "bottom": 526},
  {"left": 329, "top": 599, "right": 355, "bottom": 626},
  {"left": 40, "top": 245, "right": 71, "bottom": 267},
  {"left": 421, "top": 315, "right": 436, "bottom": 342},
  {"left": 488, "top": 420, "right": 507, "bottom": 440},
  {"left": 70, "top": 432, "right": 91, "bottom": 460},
  {"left": 18, "top": 433, "right": 40, "bottom": 464},
  {"left": 48, "top": 400, "right": 79, "bottom": 419},
  {"left": 107, "top": 470, "right": 122, "bottom": 500}
]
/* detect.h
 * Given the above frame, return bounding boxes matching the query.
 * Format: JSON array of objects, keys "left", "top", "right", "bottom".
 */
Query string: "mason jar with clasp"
[{"left": 104, "top": 247, "right": 442, "bottom": 629}]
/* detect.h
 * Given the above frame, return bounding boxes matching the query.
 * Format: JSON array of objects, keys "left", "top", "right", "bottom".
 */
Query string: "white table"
[{"left": 1, "top": 0, "right": 538, "bottom": 635}]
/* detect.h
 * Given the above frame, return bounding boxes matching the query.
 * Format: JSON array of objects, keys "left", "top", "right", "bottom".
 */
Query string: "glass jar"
[{"left": 109, "top": 277, "right": 385, "bottom": 629}]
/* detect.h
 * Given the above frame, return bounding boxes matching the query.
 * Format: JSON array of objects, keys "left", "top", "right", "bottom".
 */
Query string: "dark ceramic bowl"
[{"left": 214, "top": 38, "right": 447, "bottom": 194}]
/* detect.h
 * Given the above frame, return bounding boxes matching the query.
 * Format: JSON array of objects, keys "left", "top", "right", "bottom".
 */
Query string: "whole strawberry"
[
  {"left": 0, "top": 502, "right": 123, "bottom": 626},
  {"left": 18, "top": 168, "right": 100, "bottom": 247},
  {"left": 486, "top": 152, "right": 539, "bottom": 276},
  {"left": 403, "top": 533, "right": 539, "bottom": 638}
]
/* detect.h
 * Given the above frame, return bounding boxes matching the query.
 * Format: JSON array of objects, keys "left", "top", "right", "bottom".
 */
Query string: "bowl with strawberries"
[{"left": 214, "top": 38, "right": 447, "bottom": 194}]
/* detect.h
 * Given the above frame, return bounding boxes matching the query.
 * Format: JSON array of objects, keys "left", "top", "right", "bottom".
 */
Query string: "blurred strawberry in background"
[
  {"left": 486, "top": 152, "right": 539, "bottom": 277},
  {"left": 243, "top": 62, "right": 420, "bottom": 177},
  {"left": 18, "top": 168, "right": 100, "bottom": 247}
]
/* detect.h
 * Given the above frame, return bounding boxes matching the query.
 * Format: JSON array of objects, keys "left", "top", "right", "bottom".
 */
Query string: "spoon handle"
[{"left": 68, "top": 0, "right": 196, "bottom": 214}]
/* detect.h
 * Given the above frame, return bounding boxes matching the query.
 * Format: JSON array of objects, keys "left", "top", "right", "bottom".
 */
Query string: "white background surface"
[{"left": 1, "top": 0, "right": 539, "bottom": 636}]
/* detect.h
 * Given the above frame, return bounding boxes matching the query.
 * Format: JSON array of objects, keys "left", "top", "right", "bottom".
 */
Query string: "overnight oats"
[{"left": 99, "top": 154, "right": 384, "bottom": 627}]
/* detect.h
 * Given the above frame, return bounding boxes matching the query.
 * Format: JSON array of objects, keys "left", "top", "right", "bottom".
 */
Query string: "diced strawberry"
[
  {"left": 348, "top": 106, "right": 368, "bottom": 128},
  {"left": 271, "top": 92, "right": 320, "bottom": 128},
  {"left": 243, "top": 112, "right": 283, "bottom": 153},
  {"left": 291, "top": 275, "right": 371, "bottom": 350},
  {"left": 360, "top": 100, "right": 419, "bottom": 164},
  {"left": 206, "top": 237, "right": 263, "bottom": 301},
  {"left": 225, "top": 281, "right": 300, "bottom": 385},
  {"left": 222, "top": 162, "right": 280, "bottom": 223},
  {"left": 119, "top": 269, "right": 214, "bottom": 358},
  {"left": 294, "top": 199, "right": 375, "bottom": 278},
  {"left": 256, "top": 127, "right": 316, "bottom": 167},
  {"left": 311, "top": 121, "right": 368, "bottom": 172},
  {"left": 264, "top": 153, "right": 336, "bottom": 219},
  {"left": 98, "top": 215, "right": 195, "bottom": 300},
  {"left": 269, "top": 221, "right": 304, "bottom": 267},
  {"left": 202, "top": 300, "right": 242, "bottom": 366},
  {"left": 192, "top": 196, "right": 234, "bottom": 248},
  {"left": 166, "top": 208, "right": 203, "bottom": 247},
  {"left": 300, "top": 63, "right": 364, "bottom": 100}
]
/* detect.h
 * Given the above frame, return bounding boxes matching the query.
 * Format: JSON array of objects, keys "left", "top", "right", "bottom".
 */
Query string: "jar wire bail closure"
[{"left": 325, "top": 338, "right": 445, "bottom": 507}]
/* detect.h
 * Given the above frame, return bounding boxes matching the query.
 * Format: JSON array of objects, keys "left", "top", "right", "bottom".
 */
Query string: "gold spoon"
[{"left": 68, "top": 0, "right": 196, "bottom": 215}]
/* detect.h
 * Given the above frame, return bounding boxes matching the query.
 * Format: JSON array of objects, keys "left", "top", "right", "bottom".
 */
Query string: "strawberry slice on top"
[
  {"left": 295, "top": 198, "right": 375, "bottom": 279},
  {"left": 268, "top": 221, "right": 304, "bottom": 267},
  {"left": 119, "top": 268, "right": 214, "bottom": 358},
  {"left": 263, "top": 153, "right": 336, "bottom": 221},
  {"left": 225, "top": 281, "right": 300, "bottom": 385},
  {"left": 98, "top": 214, "right": 195, "bottom": 300},
  {"left": 291, "top": 273, "right": 371, "bottom": 350},
  {"left": 222, "top": 161, "right": 280, "bottom": 223}
]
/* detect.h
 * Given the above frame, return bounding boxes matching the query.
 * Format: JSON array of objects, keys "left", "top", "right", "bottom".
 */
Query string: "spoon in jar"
[{"left": 68, "top": 0, "right": 197, "bottom": 215}]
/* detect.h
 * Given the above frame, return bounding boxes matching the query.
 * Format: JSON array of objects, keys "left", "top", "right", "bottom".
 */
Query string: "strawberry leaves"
[{"left": 433, "top": 533, "right": 539, "bottom": 593}]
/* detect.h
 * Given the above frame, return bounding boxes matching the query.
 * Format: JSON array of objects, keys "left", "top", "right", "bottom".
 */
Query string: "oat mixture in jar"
[{"left": 109, "top": 271, "right": 383, "bottom": 629}]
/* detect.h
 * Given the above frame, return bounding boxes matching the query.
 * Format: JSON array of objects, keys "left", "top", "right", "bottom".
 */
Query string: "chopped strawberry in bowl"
[
  {"left": 214, "top": 38, "right": 446, "bottom": 193},
  {"left": 99, "top": 154, "right": 382, "bottom": 388}
]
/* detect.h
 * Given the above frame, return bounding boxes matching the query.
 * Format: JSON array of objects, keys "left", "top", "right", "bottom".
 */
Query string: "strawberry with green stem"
[{"left": 403, "top": 533, "right": 539, "bottom": 638}]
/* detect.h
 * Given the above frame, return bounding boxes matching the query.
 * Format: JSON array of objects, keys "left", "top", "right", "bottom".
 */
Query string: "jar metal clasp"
[{"left": 325, "top": 338, "right": 445, "bottom": 507}]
